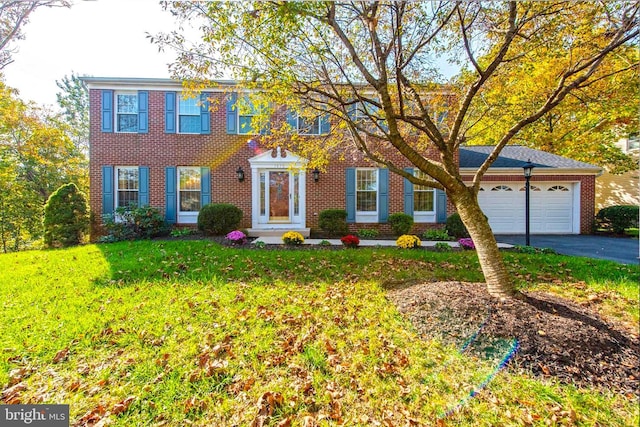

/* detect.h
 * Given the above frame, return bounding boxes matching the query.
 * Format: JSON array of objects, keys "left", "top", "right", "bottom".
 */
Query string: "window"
[
  {"left": 297, "top": 114, "right": 329, "bottom": 135},
  {"left": 116, "top": 92, "right": 138, "bottom": 132},
  {"left": 116, "top": 167, "right": 139, "bottom": 208},
  {"left": 238, "top": 96, "right": 258, "bottom": 134},
  {"left": 414, "top": 170, "right": 435, "bottom": 212},
  {"left": 356, "top": 169, "right": 377, "bottom": 213},
  {"left": 178, "top": 97, "right": 200, "bottom": 133},
  {"left": 491, "top": 185, "right": 513, "bottom": 191},
  {"left": 548, "top": 185, "right": 569, "bottom": 192},
  {"left": 178, "top": 167, "right": 201, "bottom": 212}
]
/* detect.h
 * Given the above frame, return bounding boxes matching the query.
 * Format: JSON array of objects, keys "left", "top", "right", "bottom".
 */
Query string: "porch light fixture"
[
  {"left": 312, "top": 168, "right": 320, "bottom": 182},
  {"left": 522, "top": 159, "right": 535, "bottom": 246},
  {"left": 236, "top": 166, "right": 245, "bottom": 182}
]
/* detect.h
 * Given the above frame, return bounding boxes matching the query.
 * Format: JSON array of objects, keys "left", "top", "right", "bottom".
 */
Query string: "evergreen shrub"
[
  {"left": 318, "top": 209, "right": 348, "bottom": 236},
  {"left": 43, "top": 183, "right": 89, "bottom": 248},
  {"left": 197, "top": 203, "right": 242, "bottom": 235}
]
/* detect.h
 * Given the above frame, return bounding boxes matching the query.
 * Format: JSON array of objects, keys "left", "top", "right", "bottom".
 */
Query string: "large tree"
[
  {"left": 0, "top": 0, "right": 70, "bottom": 69},
  {"left": 155, "top": 1, "right": 639, "bottom": 299},
  {"left": 55, "top": 72, "right": 90, "bottom": 155},
  {"left": 464, "top": 42, "right": 639, "bottom": 174},
  {"left": 0, "top": 80, "right": 86, "bottom": 252}
]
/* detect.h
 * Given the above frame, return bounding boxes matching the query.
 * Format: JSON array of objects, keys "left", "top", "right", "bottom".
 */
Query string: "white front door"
[
  {"left": 249, "top": 148, "right": 307, "bottom": 232},
  {"left": 256, "top": 169, "right": 302, "bottom": 225}
]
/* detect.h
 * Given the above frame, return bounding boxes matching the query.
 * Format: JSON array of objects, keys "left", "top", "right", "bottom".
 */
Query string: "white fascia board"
[
  {"left": 82, "top": 77, "right": 239, "bottom": 93},
  {"left": 458, "top": 167, "right": 603, "bottom": 176}
]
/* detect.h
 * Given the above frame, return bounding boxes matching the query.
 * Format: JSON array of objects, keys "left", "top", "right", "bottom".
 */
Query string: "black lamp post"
[{"left": 522, "top": 159, "right": 535, "bottom": 246}]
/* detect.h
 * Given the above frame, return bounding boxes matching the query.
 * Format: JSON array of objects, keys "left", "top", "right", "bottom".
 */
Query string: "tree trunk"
[{"left": 451, "top": 187, "right": 518, "bottom": 300}]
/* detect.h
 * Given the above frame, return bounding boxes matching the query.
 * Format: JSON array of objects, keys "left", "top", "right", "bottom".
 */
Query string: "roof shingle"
[{"left": 459, "top": 146, "right": 601, "bottom": 170}]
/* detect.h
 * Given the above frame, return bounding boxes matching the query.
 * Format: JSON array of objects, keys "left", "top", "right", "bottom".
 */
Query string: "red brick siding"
[{"left": 90, "top": 88, "right": 594, "bottom": 236}]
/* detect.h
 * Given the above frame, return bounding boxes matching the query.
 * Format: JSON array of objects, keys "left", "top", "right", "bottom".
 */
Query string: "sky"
[{"left": 3, "top": 0, "right": 178, "bottom": 107}]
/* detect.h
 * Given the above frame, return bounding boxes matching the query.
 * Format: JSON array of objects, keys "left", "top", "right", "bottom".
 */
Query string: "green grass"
[{"left": 0, "top": 241, "right": 637, "bottom": 425}]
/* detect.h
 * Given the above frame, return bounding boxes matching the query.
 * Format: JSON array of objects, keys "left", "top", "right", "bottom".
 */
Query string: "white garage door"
[{"left": 477, "top": 183, "right": 575, "bottom": 234}]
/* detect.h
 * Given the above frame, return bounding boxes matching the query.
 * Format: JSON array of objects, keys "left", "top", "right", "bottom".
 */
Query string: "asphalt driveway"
[{"left": 496, "top": 234, "right": 639, "bottom": 265}]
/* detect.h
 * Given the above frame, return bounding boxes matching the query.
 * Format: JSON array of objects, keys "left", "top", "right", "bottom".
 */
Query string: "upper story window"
[
  {"left": 116, "top": 92, "right": 138, "bottom": 133},
  {"left": 115, "top": 166, "right": 139, "bottom": 208},
  {"left": 413, "top": 170, "right": 435, "bottom": 212},
  {"left": 101, "top": 90, "right": 147, "bottom": 134},
  {"left": 287, "top": 110, "right": 330, "bottom": 136},
  {"left": 178, "top": 97, "right": 201, "bottom": 134},
  {"left": 356, "top": 169, "right": 378, "bottom": 213},
  {"left": 351, "top": 99, "right": 387, "bottom": 132},
  {"left": 237, "top": 96, "right": 258, "bottom": 135}
]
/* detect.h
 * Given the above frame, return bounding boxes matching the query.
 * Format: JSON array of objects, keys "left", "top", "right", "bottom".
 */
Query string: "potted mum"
[
  {"left": 282, "top": 231, "right": 304, "bottom": 246},
  {"left": 225, "top": 230, "right": 247, "bottom": 245},
  {"left": 396, "top": 234, "right": 422, "bottom": 249},
  {"left": 458, "top": 238, "right": 475, "bottom": 250},
  {"left": 340, "top": 234, "right": 360, "bottom": 249}
]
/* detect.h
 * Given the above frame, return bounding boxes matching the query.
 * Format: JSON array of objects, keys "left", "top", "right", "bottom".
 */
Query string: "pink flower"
[
  {"left": 458, "top": 238, "right": 475, "bottom": 250},
  {"left": 226, "top": 230, "right": 247, "bottom": 244}
]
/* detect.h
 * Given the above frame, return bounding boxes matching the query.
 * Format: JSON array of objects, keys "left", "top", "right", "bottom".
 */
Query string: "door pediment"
[{"left": 248, "top": 147, "right": 308, "bottom": 169}]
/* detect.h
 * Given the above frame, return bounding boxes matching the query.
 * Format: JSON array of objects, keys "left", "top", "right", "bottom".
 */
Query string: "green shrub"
[
  {"left": 101, "top": 206, "right": 169, "bottom": 242},
  {"left": 595, "top": 205, "right": 639, "bottom": 234},
  {"left": 318, "top": 209, "right": 348, "bottom": 236},
  {"left": 445, "top": 213, "right": 469, "bottom": 238},
  {"left": 434, "top": 242, "right": 452, "bottom": 252},
  {"left": 422, "top": 228, "right": 452, "bottom": 241},
  {"left": 43, "top": 183, "right": 89, "bottom": 248},
  {"left": 388, "top": 213, "right": 414, "bottom": 236},
  {"left": 197, "top": 203, "right": 242, "bottom": 235},
  {"left": 357, "top": 229, "right": 379, "bottom": 239}
]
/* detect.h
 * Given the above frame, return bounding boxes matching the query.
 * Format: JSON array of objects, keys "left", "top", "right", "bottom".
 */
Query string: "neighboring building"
[
  {"left": 596, "top": 135, "right": 639, "bottom": 211},
  {"left": 84, "top": 77, "right": 601, "bottom": 237}
]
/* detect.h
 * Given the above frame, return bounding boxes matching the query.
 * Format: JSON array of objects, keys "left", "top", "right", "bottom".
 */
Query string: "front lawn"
[{"left": 0, "top": 241, "right": 637, "bottom": 425}]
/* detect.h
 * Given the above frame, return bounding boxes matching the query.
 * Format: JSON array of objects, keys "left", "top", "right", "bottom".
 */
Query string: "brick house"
[{"left": 84, "top": 77, "right": 601, "bottom": 237}]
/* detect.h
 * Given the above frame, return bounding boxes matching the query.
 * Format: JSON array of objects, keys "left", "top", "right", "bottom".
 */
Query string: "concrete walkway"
[{"left": 253, "top": 236, "right": 514, "bottom": 249}]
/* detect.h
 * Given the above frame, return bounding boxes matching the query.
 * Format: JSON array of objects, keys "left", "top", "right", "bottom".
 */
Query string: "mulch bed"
[{"left": 386, "top": 281, "right": 639, "bottom": 397}]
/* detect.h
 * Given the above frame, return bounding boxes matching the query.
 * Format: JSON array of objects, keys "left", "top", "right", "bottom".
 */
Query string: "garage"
[{"left": 477, "top": 182, "right": 577, "bottom": 234}]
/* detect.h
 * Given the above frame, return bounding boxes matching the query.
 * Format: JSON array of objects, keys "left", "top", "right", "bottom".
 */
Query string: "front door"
[
  {"left": 268, "top": 171, "right": 290, "bottom": 221},
  {"left": 249, "top": 148, "right": 307, "bottom": 232}
]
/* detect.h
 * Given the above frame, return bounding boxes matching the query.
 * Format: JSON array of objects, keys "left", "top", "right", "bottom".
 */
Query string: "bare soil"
[{"left": 386, "top": 281, "right": 639, "bottom": 397}]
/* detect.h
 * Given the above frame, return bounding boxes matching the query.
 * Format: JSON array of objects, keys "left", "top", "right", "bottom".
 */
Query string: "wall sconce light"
[
  {"left": 236, "top": 166, "right": 245, "bottom": 182},
  {"left": 312, "top": 168, "right": 320, "bottom": 182}
]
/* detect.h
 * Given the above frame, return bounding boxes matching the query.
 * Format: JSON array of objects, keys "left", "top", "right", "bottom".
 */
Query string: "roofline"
[
  {"left": 80, "top": 77, "right": 241, "bottom": 92},
  {"left": 80, "top": 77, "right": 453, "bottom": 95},
  {"left": 459, "top": 167, "right": 603, "bottom": 176}
]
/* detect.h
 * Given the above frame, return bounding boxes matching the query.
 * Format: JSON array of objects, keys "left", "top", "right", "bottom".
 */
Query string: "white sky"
[{"left": 3, "top": 0, "right": 177, "bottom": 107}]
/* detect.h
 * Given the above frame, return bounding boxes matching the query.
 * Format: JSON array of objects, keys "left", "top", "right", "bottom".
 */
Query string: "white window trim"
[
  {"left": 178, "top": 96, "right": 201, "bottom": 134},
  {"left": 356, "top": 168, "right": 378, "bottom": 223},
  {"left": 114, "top": 166, "right": 139, "bottom": 210},
  {"left": 412, "top": 169, "right": 436, "bottom": 223},
  {"left": 177, "top": 166, "right": 202, "bottom": 224},
  {"left": 237, "top": 95, "right": 257, "bottom": 135},
  {"left": 114, "top": 91, "right": 138, "bottom": 134},
  {"left": 296, "top": 112, "right": 329, "bottom": 136}
]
